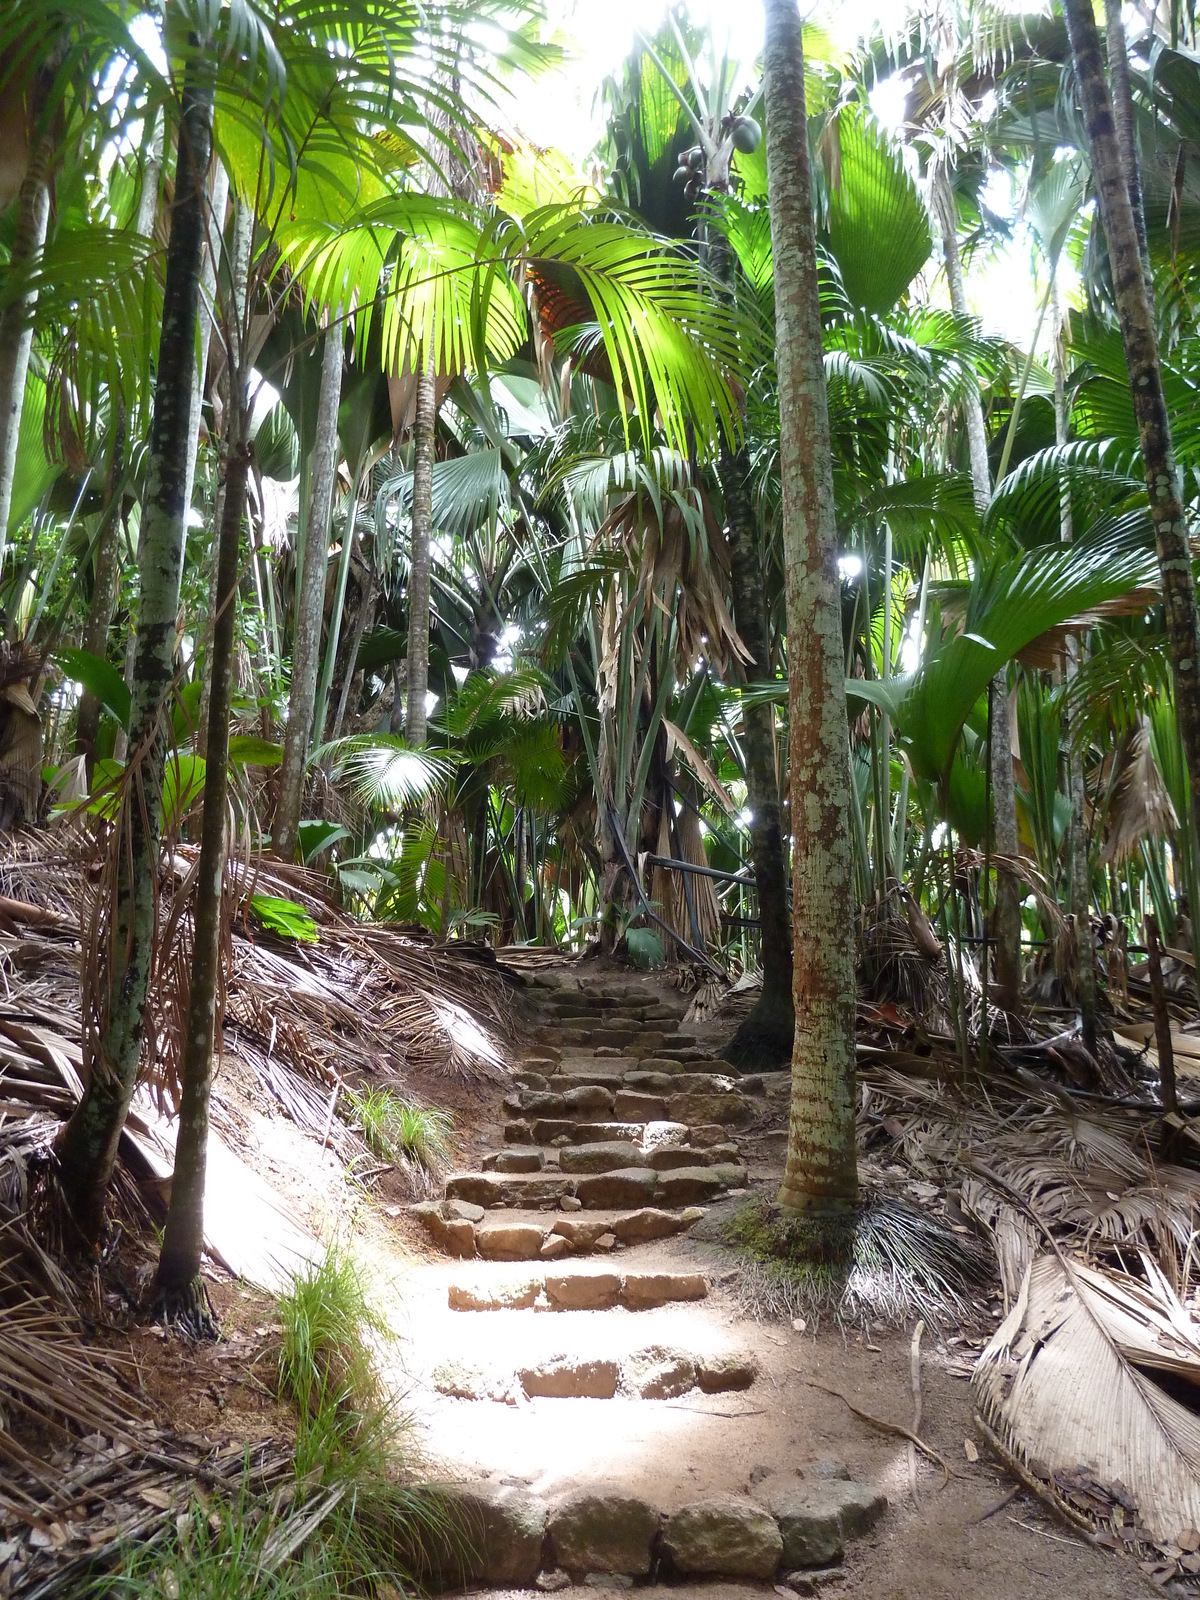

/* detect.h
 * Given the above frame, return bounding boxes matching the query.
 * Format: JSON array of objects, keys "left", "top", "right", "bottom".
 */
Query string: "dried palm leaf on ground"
[{"left": 973, "top": 1252, "right": 1200, "bottom": 1576}]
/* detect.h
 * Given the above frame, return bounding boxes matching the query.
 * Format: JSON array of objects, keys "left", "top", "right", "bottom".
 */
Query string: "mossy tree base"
[{"left": 723, "top": 990, "right": 795, "bottom": 1070}]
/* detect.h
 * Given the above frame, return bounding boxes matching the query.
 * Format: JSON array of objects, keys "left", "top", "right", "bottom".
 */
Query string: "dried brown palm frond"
[
  {"left": 857, "top": 888, "right": 950, "bottom": 1030},
  {"left": 1102, "top": 717, "right": 1177, "bottom": 867},
  {"left": 974, "top": 1252, "right": 1200, "bottom": 1570}
]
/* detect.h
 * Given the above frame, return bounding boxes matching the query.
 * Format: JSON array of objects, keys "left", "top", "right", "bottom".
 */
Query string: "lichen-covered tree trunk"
[
  {"left": 154, "top": 419, "right": 249, "bottom": 1314},
  {"left": 1063, "top": 0, "right": 1200, "bottom": 847},
  {"left": 273, "top": 323, "right": 343, "bottom": 859},
  {"left": 58, "top": 62, "right": 216, "bottom": 1238},
  {"left": 0, "top": 127, "right": 52, "bottom": 565},
  {"left": 721, "top": 442, "right": 795, "bottom": 1065},
  {"left": 763, "top": 0, "right": 858, "bottom": 1217},
  {"left": 406, "top": 357, "right": 436, "bottom": 746},
  {"left": 75, "top": 407, "right": 127, "bottom": 776},
  {"left": 935, "top": 170, "right": 1022, "bottom": 1011}
]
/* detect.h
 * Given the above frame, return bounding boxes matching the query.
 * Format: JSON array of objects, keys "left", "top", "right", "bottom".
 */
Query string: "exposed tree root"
[{"left": 149, "top": 1274, "right": 219, "bottom": 1341}]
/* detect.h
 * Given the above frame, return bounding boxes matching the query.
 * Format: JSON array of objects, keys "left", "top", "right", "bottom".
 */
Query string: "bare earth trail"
[{"left": 365, "top": 964, "right": 1149, "bottom": 1599}]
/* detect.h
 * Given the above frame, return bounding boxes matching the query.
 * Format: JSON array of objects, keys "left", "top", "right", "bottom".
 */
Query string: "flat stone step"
[
  {"left": 445, "top": 1172, "right": 573, "bottom": 1209},
  {"left": 558, "top": 1141, "right": 740, "bottom": 1175},
  {"left": 433, "top": 1343, "right": 758, "bottom": 1401},
  {"left": 482, "top": 1148, "right": 545, "bottom": 1173},
  {"left": 446, "top": 1267, "right": 708, "bottom": 1312},
  {"left": 443, "top": 1160, "right": 746, "bottom": 1214},
  {"left": 412, "top": 1202, "right": 705, "bottom": 1260},
  {"left": 547, "top": 1069, "right": 625, "bottom": 1092}
]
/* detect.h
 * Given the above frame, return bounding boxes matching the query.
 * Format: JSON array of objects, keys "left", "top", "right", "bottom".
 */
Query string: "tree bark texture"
[
  {"left": 154, "top": 425, "right": 249, "bottom": 1297},
  {"left": 763, "top": 0, "right": 858, "bottom": 1215},
  {"left": 1104, "top": 3, "right": 1151, "bottom": 285},
  {"left": 197, "top": 185, "right": 247, "bottom": 760},
  {"left": 721, "top": 439, "right": 795, "bottom": 1059},
  {"left": 935, "top": 168, "right": 1022, "bottom": 1010},
  {"left": 406, "top": 356, "right": 436, "bottom": 745},
  {"left": 75, "top": 406, "right": 127, "bottom": 776},
  {"left": 272, "top": 324, "right": 343, "bottom": 859},
  {"left": 58, "top": 62, "right": 215, "bottom": 1238},
  {"left": 1063, "top": 0, "right": 1200, "bottom": 849},
  {"left": 1054, "top": 300, "right": 1099, "bottom": 1051},
  {"left": 0, "top": 125, "right": 52, "bottom": 566}
]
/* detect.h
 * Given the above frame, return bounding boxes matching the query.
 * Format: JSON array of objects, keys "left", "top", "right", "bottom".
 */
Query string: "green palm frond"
[
  {"left": 376, "top": 449, "right": 510, "bottom": 554},
  {"left": 319, "top": 734, "right": 456, "bottom": 810},
  {"left": 821, "top": 108, "right": 932, "bottom": 315}
]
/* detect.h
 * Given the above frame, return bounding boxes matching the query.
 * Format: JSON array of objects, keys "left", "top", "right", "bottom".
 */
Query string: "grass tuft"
[
  {"left": 349, "top": 1087, "right": 453, "bottom": 1176},
  {"left": 725, "top": 1193, "right": 994, "bottom": 1331}
]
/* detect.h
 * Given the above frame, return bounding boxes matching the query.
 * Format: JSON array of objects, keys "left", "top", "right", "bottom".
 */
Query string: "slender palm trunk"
[
  {"left": 330, "top": 559, "right": 376, "bottom": 741},
  {"left": 197, "top": 185, "right": 249, "bottom": 761},
  {"left": 75, "top": 406, "right": 127, "bottom": 776},
  {"left": 935, "top": 170, "right": 1022, "bottom": 1010},
  {"left": 406, "top": 357, "right": 436, "bottom": 746},
  {"left": 764, "top": 0, "right": 858, "bottom": 1218},
  {"left": 0, "top": 128, "right": 53, "bottom": 567},
  {"left": 58, "top": 62, "right": 216, "bottom": 1239},
  {"left": 272, "top": 324, "right": 343, "bottom": 859},
  {"left": 1063, "top": 0, "right": 1200, "bottom": 841},
  {"left": 1104, "top": 3, "right": 1151, "bottom": 284},
  {"left": 722, "top": 443, "right": 795, "bottom": 1063},
  {"left": 153, "top": 412, "right": 249, "bottom": 1316}
]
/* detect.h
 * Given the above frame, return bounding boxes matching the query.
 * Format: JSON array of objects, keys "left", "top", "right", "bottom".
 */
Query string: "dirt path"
[{"left": 356, "top": 963, "right": 1151, "bottom": 1598}]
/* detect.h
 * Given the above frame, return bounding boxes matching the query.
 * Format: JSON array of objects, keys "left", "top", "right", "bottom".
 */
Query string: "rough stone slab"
[
  {"left": 611, "top": 1208, "right": 688, "bottom": 1243},
  {"left": 574, "top": 1167, "right": 659, "bottom": 1209},
  {"left": 449, "top": 1279, "right": 542, "bottom": 1311},
  {"left": 571, "top": 1121, "right": 645, "bottom": 1144},
  {"left": 549, "top": 1216, "right": 614, "bottom": 1250},
  {"left": 624, "top": 1032, "right": 666, "bottom": 1059},
  {"left": 422, "top": 1481, "right": 547, "bottom": 1587},
  {"left": 637, "top": 1057, "right": 686, "bottom": 1075},
  {"left": 446, "top": 1172, "right": 573, "bottom": 1209},
  {"left": 673, "top": 1072, "right": 739, "bottom": 1094},
  {"left": 504, "top": 1121, "right": 534, "bottom": 1144},
  {"left": 543, "top": 1271, "right": 622, "bottom": 1310},
  {"left": 549, "top": 1070, "right": 624, "bottom": 1093},
  {"left": 646, "top": 1146, "right": 712, "bottom": 1172},
  {"left": 623, "top": 1346, "right": 696, "bottom": 1399},
  {"left": 515, "top": 1090, "right": 569, "bottom": 1116},
  {"left": 768, "top": 1482, "right": 886, "bottom": 1570},
  {"left": 655, "top": 1165, "right": 743, "bottom": 1206},
  {"left": 667, "top": 1091, "right": 755, "bottom": 1128},
  {"left": 539, "top": 1234, "right": 571, "bottom": 1258},
  {"left": 620, "top": 1271, "right": 707, "bottom": 1309},
  {"left": 563, "top": 1084, "right": 615, "bottom": 1115},
  {"left": 622, "top": 1070, "right": 675, "bottom": 1093},
  {"left": 514, "top": 1071, "right": 550, "bottom": 1091},
  {"left": 411, "top": 1201, "right": 477, "bottom": 1258},
  {"left": 614, "top": 1090, "right": 669, "bottom": 1121},
  {"left": 695, "top": 1352, "right": 758, "bottom": 1392},
  {"left": 486, "top": 1149, "right": 546, "bottom": 1173},
  {"left": 547, "top": 1492, "right": 659, "bottom": 1576},
  {"left": 475, "top": 1223, "right": 547, "bottom": 1261},
  {"left": 520, "top": 1357, "right": 620, "bottom": 1399},
  {"left": 559, "top": 1142, "right": 649, "bottom": 1175},
  {"left": 663, "top": 1499, "right": 782, "bottom": 1579},
  {"left": 532, "top": 1119, "right": 578, "bottom": 1144},
  {"left": 641, "top": 1120, "right": 690, "bottom": 1147},
  {"left": 446, "top": 1198, "right": 485, "bottom": 1223}
]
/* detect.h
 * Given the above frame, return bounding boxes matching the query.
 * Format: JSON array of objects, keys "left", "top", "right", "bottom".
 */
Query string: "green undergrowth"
[
  {"left": 349, "top": 1087, "right": 453, "bottom": 1175},
  {"left": 96, "top": 1249, "right": 461, "bottom": 1599},
  {"left": 724, "top": 1193, "right": 993, "bottom": 1331}
]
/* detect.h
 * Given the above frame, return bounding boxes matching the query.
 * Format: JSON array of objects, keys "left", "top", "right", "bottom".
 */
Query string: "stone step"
[
  {"left": 446, "top": 1267, "right": 708, "bottom": 1312},
  {"left": 433, "top": 1341, "right": 758, "bottom": 1402},
  {"left": 506, "top": 1117, "right": 742, "bottom": 1149},
  {"left": 420, "top": 1477, "right": 888, "bottom": 1589},
  {"left": 557, "top": 1140, "right": 740, "bottom": 1175},
  {"left": 411, "top": 1201, "right": 705, "bottom": 1260}
]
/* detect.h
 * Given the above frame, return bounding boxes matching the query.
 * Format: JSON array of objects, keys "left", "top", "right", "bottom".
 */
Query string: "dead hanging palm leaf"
[
  {"left": 974, "top": 1252, "right": 1200, "bottom": 1556},
  {"left": 1102, "top": 717, "right": 1178, "bottom": 866}
]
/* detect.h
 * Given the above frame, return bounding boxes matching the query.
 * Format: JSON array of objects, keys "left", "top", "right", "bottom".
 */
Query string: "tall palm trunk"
[
  {"left": 935, "top": 170, "right": 1022, "bottom": 1011},
  {"left": 153, "top": 401, "right": 249, "bottom": 1321},
  {"left": 1104, "top": 3, "right": 1151, "bottom": 284},
  {"left": 1063, "top": 0, "right": 1200, "bottom": 843},
  {"left": 153, "top": 198, "right": 253, "bottom": 1318},
  {"left": 0, "top": 124, "right": 53, "bottom": 567},
  {"left": 1054, "top": 301, "right": 1099, "bottom": 1051},
  {"left": 272, "top": 323, "right": 343, "bottom": 859},
  {"left": 58, "top": 61, "right": 216, "bottom": 1239},
  {"left": 721, "top": 443, "right": 795, "bottom": 1064},
  {"left": 763, "top": 0, "right": 858, "bottom": 1219},
  {"left": 406, "top": 356, "right": 436, "bottom": 745},
  {"left": 74, "top": 406, "right": 127, "bottom": 776}
]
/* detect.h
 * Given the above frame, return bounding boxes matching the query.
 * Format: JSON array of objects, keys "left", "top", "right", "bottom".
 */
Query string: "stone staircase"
[
  {"left": 412, "top": 969, "right": 771, "bottom": 1264},
  {"left": 398, "top": 967, "right": 889, "bottom": 1592}
]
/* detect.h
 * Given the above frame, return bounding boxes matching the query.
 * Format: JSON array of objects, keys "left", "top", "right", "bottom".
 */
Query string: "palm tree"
[
  {"left": 1062, "top": 0, "right": 1200, "bottom": 839},
  {"left": 763, "top": 0, "right": 858, "bottom": 1222},
  {"left": 58, "top": 35, "right": 220, "bottom": 1239}
]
